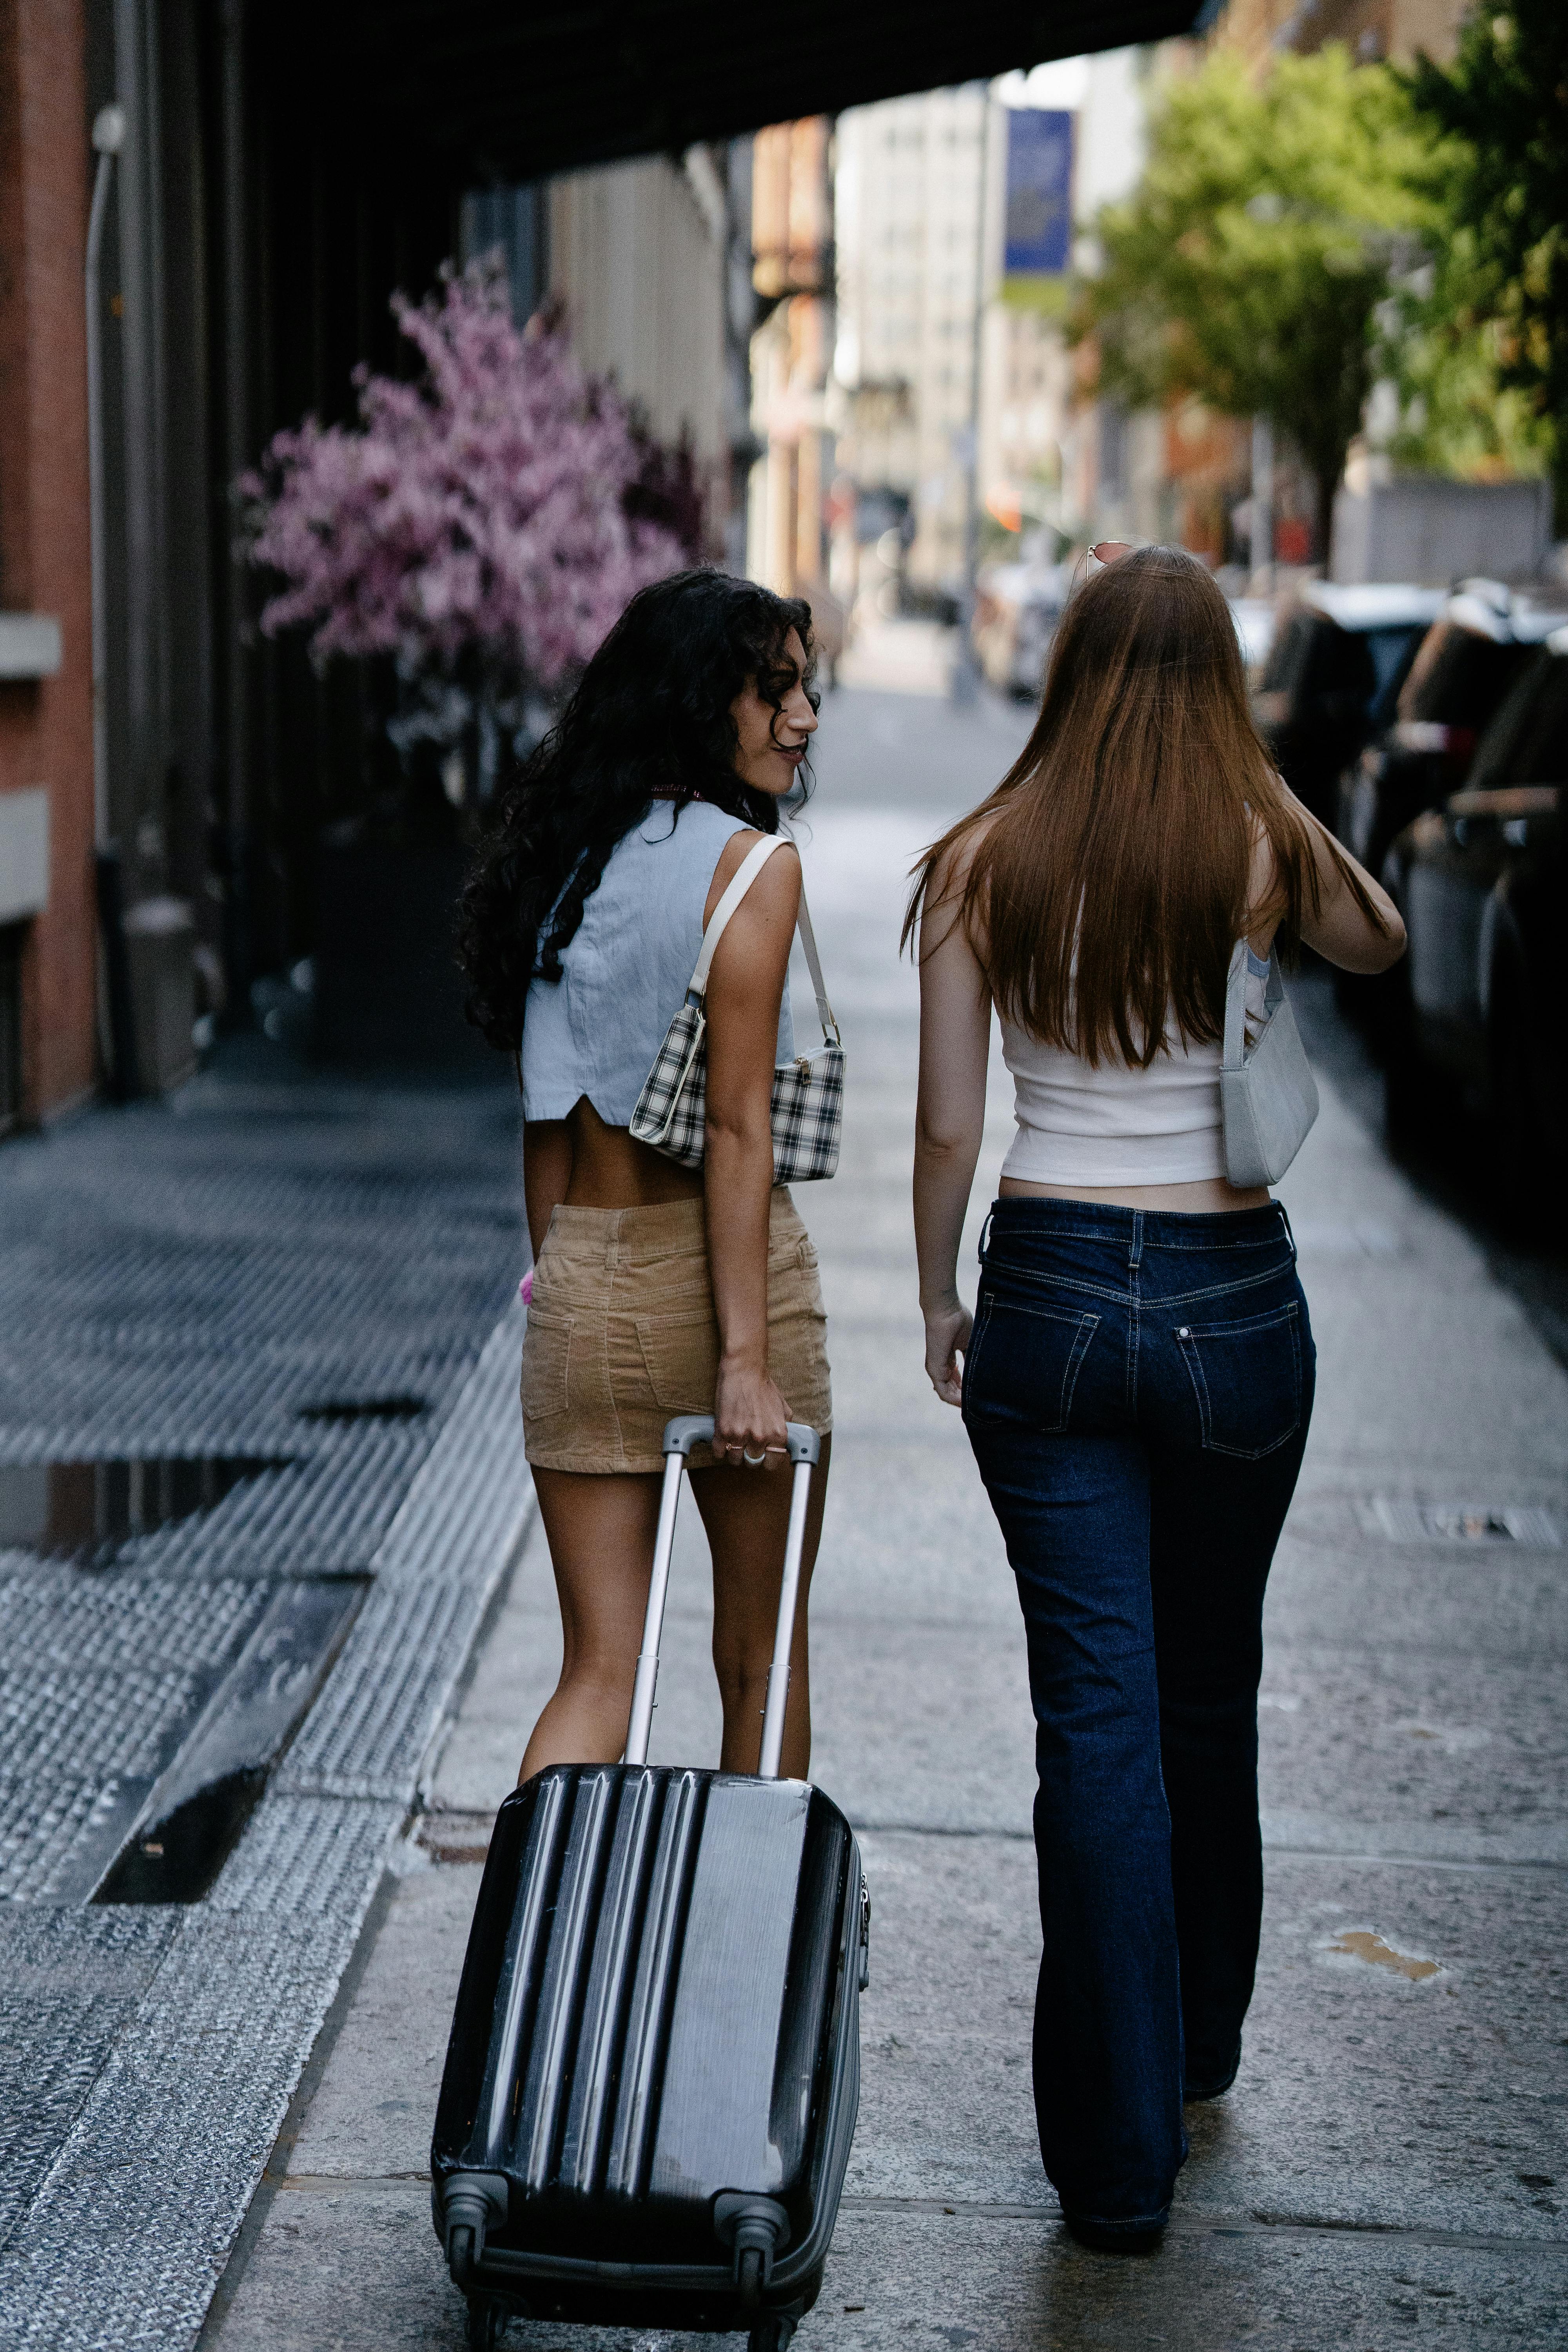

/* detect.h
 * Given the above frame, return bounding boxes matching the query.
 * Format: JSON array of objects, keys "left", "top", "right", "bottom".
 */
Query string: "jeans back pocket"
[
  {"left": 964, "top": 1289, "right": 1100, "bottom": 1434},
  {"left": 1175, "top": 1301, "right": 1302, "bottom": 1459}
]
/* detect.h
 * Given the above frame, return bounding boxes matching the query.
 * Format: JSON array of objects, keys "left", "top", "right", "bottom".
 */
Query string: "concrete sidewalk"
[{"left": 207, "top": 685, "right": 1566, "bottom": 2351}]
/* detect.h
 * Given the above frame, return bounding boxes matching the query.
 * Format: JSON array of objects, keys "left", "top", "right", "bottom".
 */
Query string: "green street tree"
[
  {"left": 1404, "top": 0, "right": 1568, "bottom": 524},
  {"left": 1068, "top": 47, "right": 1446, "bottom": 559}
]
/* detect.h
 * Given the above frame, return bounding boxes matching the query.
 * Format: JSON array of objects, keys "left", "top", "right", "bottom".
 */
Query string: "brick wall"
[{"left": 0, "top": 0, "right": 96, "bottom": 1123}]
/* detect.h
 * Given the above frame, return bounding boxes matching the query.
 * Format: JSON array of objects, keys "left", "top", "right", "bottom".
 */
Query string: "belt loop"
[
  {"left": 1128, "top": 1209, "right": 1144, "bottom": 1272},
  {"left": 978, "top": 1207, "right": 995, "bottom": 1261},
  {"left": 1277, "top": 1200, "right": 1298, "bottom": 1263}
]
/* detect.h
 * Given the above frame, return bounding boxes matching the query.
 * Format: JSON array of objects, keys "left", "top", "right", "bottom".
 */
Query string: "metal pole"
[
  {"left": 1250, "top": 414, "right": 1275, "bottom": 598},
  {"left": 756, "top": 1459, "right": 815, "bottom": 1780},
  {"left": 219, "top": 0, "right": 252, "bottom": 1013},
  {"left": 623, "top": 1452, "right": 686, "bottom": 1767},
  {"left": 952, "top": 83, "right": 992, "bottom": 708},
  {"left": 85, "top": 105, "right": 124, "bottom": 851},
  {"left": 87, "top": 103, "right": 142, "bottom": 1101}
]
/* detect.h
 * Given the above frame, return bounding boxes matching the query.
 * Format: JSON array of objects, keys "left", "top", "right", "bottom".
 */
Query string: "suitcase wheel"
[
  {"left": 748, "top": 2319, "right": 796, "bottom": 2352},
  {"left": 465, "top": 2297, "right": 505, "bottom": 2350}
]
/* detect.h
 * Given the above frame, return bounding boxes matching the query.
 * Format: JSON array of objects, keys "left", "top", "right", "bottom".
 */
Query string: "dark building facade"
[
  {"left": 5, "top": 0, "right": 1205, "bottom": 1109},
  {"left": 0, "top": 0, "right": 96, "bottom": 1127}
]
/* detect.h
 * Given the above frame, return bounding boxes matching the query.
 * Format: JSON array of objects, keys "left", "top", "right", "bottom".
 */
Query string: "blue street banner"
[{"left": 1004, "top": 109, "right": 1074, "bottom": 278}]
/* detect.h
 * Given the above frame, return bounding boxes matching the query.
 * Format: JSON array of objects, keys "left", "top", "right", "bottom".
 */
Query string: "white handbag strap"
[
  {"left": 687, "top": 834, "right": 840, "bottom": 1043},
  {"left": 791, "top": 892, "right": 839, "bottom": 1043},
  {"left": 1223, "top": 938, "right": 1285, "bottom": 1071}
]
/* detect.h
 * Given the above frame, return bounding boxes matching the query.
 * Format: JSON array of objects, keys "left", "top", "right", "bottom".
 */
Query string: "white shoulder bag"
[
  {"left": 1219, "top": 940, "right": 1319, "bottom": 1187},
  {"left": 629, "top": 835, "right": 844, "bottom": 1181}
]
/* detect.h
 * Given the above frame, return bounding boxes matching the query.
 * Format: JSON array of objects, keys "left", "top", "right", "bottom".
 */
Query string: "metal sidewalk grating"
[{"left": 0, "top": 1068, "right": 531, "bottom": 2345}]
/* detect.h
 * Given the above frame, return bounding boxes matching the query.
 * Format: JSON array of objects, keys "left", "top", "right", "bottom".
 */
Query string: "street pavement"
[{"left": 201, "top": 671, "right": 1568, "bottom": 2350}]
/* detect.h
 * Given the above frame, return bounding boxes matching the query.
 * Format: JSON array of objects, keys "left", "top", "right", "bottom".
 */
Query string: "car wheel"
[
  {"left": 1333, "top": 965, "right": 1375, "bottom": 1026},
  {"left": 1382, "top": 961, "right": 1436, "bottom": 1152},
  {"left": 1482, "top": 947, "right": 1542, "bottom": 1238}
]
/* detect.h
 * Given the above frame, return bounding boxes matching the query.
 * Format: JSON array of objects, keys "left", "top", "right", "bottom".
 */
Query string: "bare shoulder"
[
  {"left": 704, "top": 828, "right": 801, "bottom": 926},
  {"left": 921, "top": 808, "right": 1002, "bottom": 967},
  {"left": 926, "top": 809, "right": 995, "bottom": 904}
]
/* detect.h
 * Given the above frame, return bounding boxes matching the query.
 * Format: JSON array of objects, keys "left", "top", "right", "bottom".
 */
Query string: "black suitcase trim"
[
  {"left": 460, "top": 1840, "right": 860, "bottom": 2304},
  {"left": 434, "top": 1774, "right": 864, "bottom": 2330}
]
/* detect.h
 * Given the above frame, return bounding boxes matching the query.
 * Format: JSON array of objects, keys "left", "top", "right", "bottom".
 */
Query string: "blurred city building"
[
  {"left": 831, "top": 87, "right": 989, "bottom": 619},
  {"left": 982, "top": 52, "right": 1156, "bottom": 554},
  {"left": 465, "top": 154, "right": 747, "bottom": 563},
  {"left": 1145, "top": 0, "right": 1473, "bottom": 572},
  {"left": 1214, "top": 0, "right": 1465, "bottom": 71},
  {"left": 958, "top": 0, "right": 1476, "bottom": 689},
  {"left": 746, "top": 119, "right": 846, "bottom": 671},
  {"left": 0, "top": 0, "right": 1212, "bottom": 1125}
]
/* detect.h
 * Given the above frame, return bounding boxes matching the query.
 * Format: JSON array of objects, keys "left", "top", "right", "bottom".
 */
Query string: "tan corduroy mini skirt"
[{"left": 520, "top": 1189, "right": 832, "bottom": 1474}]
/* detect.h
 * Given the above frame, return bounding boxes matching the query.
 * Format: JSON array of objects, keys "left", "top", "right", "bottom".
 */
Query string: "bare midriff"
[
  {"left": 560, "top": 1095, "right": 703, "bottom": 1210},
  {"left": 998, "top": 1174, "right": 1272, "bottom": 1212}
]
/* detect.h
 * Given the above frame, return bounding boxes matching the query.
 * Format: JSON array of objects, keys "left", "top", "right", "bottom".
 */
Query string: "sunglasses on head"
[{"left": 1089, "top": 541, "right": 1134, "bottom": 566}]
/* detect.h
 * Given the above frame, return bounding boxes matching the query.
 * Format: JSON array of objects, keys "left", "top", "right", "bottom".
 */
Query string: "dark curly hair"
[{"left": 458, "top": 570, "right": 817, "bottom": 1056}]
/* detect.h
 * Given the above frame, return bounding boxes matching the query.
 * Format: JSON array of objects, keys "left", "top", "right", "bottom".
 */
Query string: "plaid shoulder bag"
[{"left": 630, "top": 834, "right": 844, "bottom": 1180}]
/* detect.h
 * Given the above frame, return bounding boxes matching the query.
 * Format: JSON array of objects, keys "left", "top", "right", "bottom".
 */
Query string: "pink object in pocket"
[{"left": 519, "top": 1269, "right": 534, "bottom": 1306}]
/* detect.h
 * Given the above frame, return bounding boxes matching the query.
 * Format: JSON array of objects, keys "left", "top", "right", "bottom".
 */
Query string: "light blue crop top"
[{"left": 519, "top": 801, "right": 794, "bottom": 1126}]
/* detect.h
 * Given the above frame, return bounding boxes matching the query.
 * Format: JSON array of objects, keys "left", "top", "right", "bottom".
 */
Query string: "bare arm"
[
  {"left": 523, "top": 1120, "right": 573, "bottom": 1262},
  {"left": 914, "top": 863, "right": 991, "bottom": 1407},
  {"left": 1250, "top": 785, "right": 1406, "bottom": 974},
  {"left": 703, "top": 839, "right": 801, "bottom": 1463}
]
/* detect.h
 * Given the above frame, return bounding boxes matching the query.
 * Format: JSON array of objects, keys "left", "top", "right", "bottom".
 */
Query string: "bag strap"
[
  {"left": 689, "top": 835, "right": 786, "bottom": 993},
  {"left": 687, "top": 834, "right": 841, "bottom": 1044},
  {"left": 1223, "top": 937, "right": 1285, "bottom": 1072},
  {"left": 792, "top": 891, "right": 839, "bottom": 1044}
]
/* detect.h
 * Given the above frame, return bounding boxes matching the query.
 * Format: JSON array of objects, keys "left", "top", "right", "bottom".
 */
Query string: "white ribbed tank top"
[{"left": 998, "top": 947, "right": 1270, "bottom": 1187}]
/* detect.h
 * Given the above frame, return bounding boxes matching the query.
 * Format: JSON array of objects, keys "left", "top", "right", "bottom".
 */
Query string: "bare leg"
[
  {"left": 517, "top": 1467, "right": 663, "bottom": 1780},
  {"left": 518, "top": 1441, "right": 832, "bottom": 1784},
  {"left": 693, "top": 1435, "right": 831, "bottom": 1779}
]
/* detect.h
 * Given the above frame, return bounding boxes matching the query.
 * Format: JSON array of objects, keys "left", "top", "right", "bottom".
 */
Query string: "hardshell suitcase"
[{"left": 432, "top": 1415, "right": 866, "bottom": 2352}]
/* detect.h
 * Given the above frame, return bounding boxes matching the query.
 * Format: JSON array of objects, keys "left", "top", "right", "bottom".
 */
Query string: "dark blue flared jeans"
[{"left": 962, "top": 1197, "right": 1314, "bottom": 2236}]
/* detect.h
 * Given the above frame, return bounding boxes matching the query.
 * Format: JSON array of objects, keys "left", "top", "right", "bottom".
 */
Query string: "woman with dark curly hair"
[{"left": 458, "top": 570, "right": 834, "bottom": 1783}]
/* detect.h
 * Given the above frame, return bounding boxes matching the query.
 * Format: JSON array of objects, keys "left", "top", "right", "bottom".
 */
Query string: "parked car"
[
  {"left": 1380, "top": 628, "right": 1568, "bottom": 1206},
  {"left": 1252, "top": 581, "right": 1444, "bottom": 822},
  {"left": 1338, "top": 581, "right": 1568, "bottom": 887},
  {"left": 973, "top": 558, "right": 1069, "bottom": 699},
  {"left": 1227, "top": 595, "right": 1277, "bottom": 682}
]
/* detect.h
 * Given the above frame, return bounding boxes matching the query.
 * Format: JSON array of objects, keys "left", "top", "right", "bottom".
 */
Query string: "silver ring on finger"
[{"left": 742, "top": 1447, "right": 767, "bottom": 1468}]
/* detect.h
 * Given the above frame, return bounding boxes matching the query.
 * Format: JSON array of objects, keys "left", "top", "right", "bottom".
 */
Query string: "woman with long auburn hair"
[{"left": 909, "top": 544, "right": 1405, "bottom": 2252}]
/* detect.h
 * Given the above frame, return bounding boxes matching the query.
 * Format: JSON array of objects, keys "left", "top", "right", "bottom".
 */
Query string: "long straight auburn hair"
[{"left": 905, "top": 545, "right": 1386, "bottom": 1068}]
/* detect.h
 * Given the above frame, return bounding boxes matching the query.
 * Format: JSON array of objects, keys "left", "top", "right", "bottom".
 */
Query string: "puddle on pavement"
[
  {"left": 1323, "top": 1927, "right": 1442, "bottom": 1983},
  {"left": 97, "top": 1766, "right": 269, "bottom": 1904},
  {"left": 296, "top": 1394, "right": 427, "bottom": 1423},
  {"left": 0, "top": 1455, "right": 290, "bottom": 1561}
]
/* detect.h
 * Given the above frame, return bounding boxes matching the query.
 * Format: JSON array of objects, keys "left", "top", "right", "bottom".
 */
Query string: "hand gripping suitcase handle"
[
  {"left": 623, "top": 1416, "right": 821, "bottom": 1775},
  {"left": 662, "top": 1414, "right": 821, "bottom": 1466}
]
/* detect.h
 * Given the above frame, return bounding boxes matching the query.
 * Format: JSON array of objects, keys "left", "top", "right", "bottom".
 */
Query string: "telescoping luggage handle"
[{"left": 624, "top": 1415, "right": 821, "bottom": 1779}]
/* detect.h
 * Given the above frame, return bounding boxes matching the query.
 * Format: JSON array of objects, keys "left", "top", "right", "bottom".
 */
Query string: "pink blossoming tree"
[{"left": 242, "top": 264, "right": 699, "bottom": 797}]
